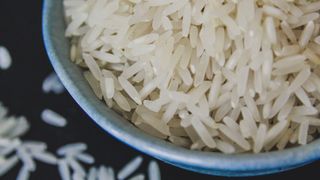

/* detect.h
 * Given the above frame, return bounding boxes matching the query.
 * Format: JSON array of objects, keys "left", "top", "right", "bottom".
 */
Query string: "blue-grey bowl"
[{"left": 42, "top": 0, "right": 320, "bottom": 177}]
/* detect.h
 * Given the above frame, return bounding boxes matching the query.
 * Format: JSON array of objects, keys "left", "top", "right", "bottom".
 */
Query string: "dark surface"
[{"left": 0, "top": 0, "right": 319, "bottom": 179}]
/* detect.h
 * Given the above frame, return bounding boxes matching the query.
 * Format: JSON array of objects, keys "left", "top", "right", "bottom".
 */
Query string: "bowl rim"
[{"left": 42, "top": 0, "right": 320, "bottom": 175}]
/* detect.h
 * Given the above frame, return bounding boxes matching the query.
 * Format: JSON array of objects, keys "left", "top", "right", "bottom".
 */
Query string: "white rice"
[
  {"left": 16, "top": 146, "right": 36, "bottom": 171},
  {"left": 0, "top": 46, "right": 12, "bottom": 70},
  {"left": 265, "top": 121, "right": 289, "bottom": 145},
  {"left": 66, "top": 157, "right": 86, "bottom": 177},
  {"left": 41, "top": 109, "right": 67, "bottom": 127},
  {"left": 57, "top": 143, "right": 87, "bottom": 156},
  {"left": 315, "top": 36, "right": 320, "bottom": 44},
  {"left": 75, "top": 153, "right": 95, "bottom": 164},
  {"left": 72, "top": 172, "right": 85, "bottom": 180},
  {"left": 16, "top": 166, "right": 30, "bottom": 180},
  {"left": 0, "top": 140, "right": 20, "bottom": 157},
  {"left": 295, "top": 87, "right": 312, "bottom": 107},
  {"left": 264, "top": 17, "right": 277, "bottom": 44},
  {"left": 106, "top": 167, "right": 115, "bottom": 180},
  {"left": 42, "top": 72, "right": 65, "bottom": 94},
  {"left": 23, "top": 141, "right": 47, "bottom": 153},
  {"left": 0, "top": 102, "right": 161, "bottom": 180},
  {"left": 216, "top": 139, "right": 236, "bottom": 154},
  {"left": 58, "top": 159, "right": 71, "bottom": 180},
  {"left": 129, "top": 174, "right": 145, "bottom": 180},
  {"left": 298, "top": 119, "right": 310, "bottom": 145},
  {"left": 190, "top": 116, "right": 216, "bottom": 148},
  {"left": 64, "top": 0, "right": 320, "bottom": 153},
  {"left": 254, "top": 124, "right": 267, "bottom": 153},
  {"left": 277, "top": 96, "right": 295, "bottom": 121},
  {"left": 9, "top": 116, "right": 30, "bottom": 138},
  {"left": 31, "top": 151, "right": 58, "bottom": 165},
  {"left": 277, "top": 129, "right": 294, "bottom": 150},
  {"left": 117, "top": 156, "right": 143, "bottom": 180},
  {"left": 0, "top": 155, "right": 19, "bottom": 176},
  {"left": 218, "top": 124, "right": 251, "bottom": 151},
  {"left": 299, "top": 21, "right": 315, "bottom": 48},
  {"left": 148, "top": 161, "right": 160, "bottom": 180},
  {"left": 87, "top": 167, "right": 97, "bottom": 180},
  {"left": 98, "top": 166, "right": 115, "bottom": 180}
]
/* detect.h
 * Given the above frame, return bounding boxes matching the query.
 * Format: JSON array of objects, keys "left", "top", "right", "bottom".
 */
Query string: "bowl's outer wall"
[{"left": 43, "top": 0, "right": 320, "bottom": 177}]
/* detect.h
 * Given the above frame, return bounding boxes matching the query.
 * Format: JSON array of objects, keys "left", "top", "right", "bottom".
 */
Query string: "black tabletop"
[{"left": 0, "top": 1, "right": 319, "bottom": 179}]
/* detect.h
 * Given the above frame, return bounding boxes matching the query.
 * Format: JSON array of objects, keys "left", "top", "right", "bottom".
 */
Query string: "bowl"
[{"left": 42, "top": 0, "right": 320, "bottom": 177}]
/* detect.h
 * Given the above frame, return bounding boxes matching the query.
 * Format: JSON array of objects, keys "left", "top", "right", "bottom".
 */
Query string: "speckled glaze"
[{"left": 42, "top": 0, "right": 320, "bottom": 177}]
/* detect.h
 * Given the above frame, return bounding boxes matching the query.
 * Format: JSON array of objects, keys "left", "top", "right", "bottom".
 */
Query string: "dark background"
[{"left": 0, "top": 0, "right": 319, "bottom": 179}]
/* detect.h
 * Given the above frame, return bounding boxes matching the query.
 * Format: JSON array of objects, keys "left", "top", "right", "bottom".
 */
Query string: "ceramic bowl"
[{"left": 42, "top": 0, "right": 320, "bottom": 176}]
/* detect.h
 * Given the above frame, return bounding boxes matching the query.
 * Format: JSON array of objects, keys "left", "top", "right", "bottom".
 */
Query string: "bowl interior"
[{"left": 42, "top": 0, "right": 320, "bottom": 176}]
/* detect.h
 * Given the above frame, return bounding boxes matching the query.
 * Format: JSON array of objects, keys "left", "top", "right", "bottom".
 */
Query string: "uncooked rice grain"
[
  {"left": 75, "top": 153, "right": 95, "bottom": 164},
  {"left": 16, "top": 166, "right": 30, "bottom": 180},
  {"left": 42, "top": 72, "right": 65, "bottom": 94},
  {"left": 67, "top": 157, "right": 86, "bottom": 177},
  {"left": 41, "top": 109, "right": 67, "bottom": 127},
  {"left": 57, "top": 143, "right": 87, "bottom": 156},
  {"left": 16, "top": 146, "right": 36, "bottom": 171},
  {"left": 0, "top": 155, "right": 19, "bottom": 176},
  {"left": 58, "top": 159, "right": 71, "bottom": 180},
  {"left": 129, "top": 174, "right": 145, "bottom": 180},
  {"left": 32, "top": 151, "right": 58, "bottom": 165},
  {"left": 106, "top": 167, "right": 115, "bottom": 180},
  {"left": 299, "top": 119, "right": 310, "bottom": 145},
  {"left": 23, "top": 141, "right": 48, "bottom": 153},
  {"left": 87, "top": 167, "right": 97, "bottom": 180},
  {"left": 72, "top": 172, "right": 85, "bottom": 180},
  {"left": 0, "top": 46, "right": 12, "bottom": 70},
  {"left": 117, "top": 156, "right": 143, "bottom": 180},
  {"left": 98, "top": 166, "right": 115, "bottom": 180}
]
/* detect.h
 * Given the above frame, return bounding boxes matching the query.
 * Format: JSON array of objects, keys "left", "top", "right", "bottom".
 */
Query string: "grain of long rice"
[
  {"left": 190, "top": 116, "right": 216, "bottom": 148},
  {"left": 67, "top": 157, "right": 86, "bottom": 177},
  {"left": 254, "top": 124, "right": 267, "bottom": 153},
  {"left": 98, "top": 166, "right": 115, "bottom": 180},
  {"left": 41, "top": 109, "right": 67, "bottom": 127},
  {"left": 299, "top": 21, "right": 315, "bottom": 48},
  {"left": 84, "top": 71, "right": 103, "bottom": 99},
  {"left": 0, "top": 155, "right": 19, "bottom": 176},
  {"left": 117, "top": 156, "right": 143, "bottom": 180},
  {"left": 265, "top": 121, "right": 288, "bottom": 145},
  {"left": 42, "top": 72, "right": 65, "bottom": 94},
  {"left": 8, "top": 117, "right": 30, "bottom": 138},
  {"left": 75, "top": 153, "right": 95, "bottom": 164},
  {"left": 72, "top": 172, "right": 85, "bottom": 180},
  {"left": 299, "top": 120, "right": 310, "bottom": 145},
  {"left": 58, "top": 159, "right": 71, "bottom": 180},
  {"left": 128, "top": 174, "right": 145, "bottom": 180},
  {"left": 87, "top": 167, "right": 97, "bottom": 180},
  {"left": 277, "top": 96, "right": 295, "bottom": 121},
  {"left": 17, "top": 146, "right": 36, "bottom": 171},
  {"left": 23, "top": 141, "right": 47, "bottom": 153},
  {"left": 57, "top": 143, "right": 87, "bottom": 156},
  {"left": 32, "top": 151, "right": 58, "bottom": 165},
  {"left": 277, "top": 129, "right": 294, "bottom": 150},
  {"left": 218, "top": 124, "right": 250, "bottom": 151},
  {"left": 216, "top": 139, "right": 235, "bottom": 154},
  {"left": 0, "top": 46, "right": 12, "bottom": 70},
  {"left": 16, "top": 166, "right": 30, "bottom": 180}
]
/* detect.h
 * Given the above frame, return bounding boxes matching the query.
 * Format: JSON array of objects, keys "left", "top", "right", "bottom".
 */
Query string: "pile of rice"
[
  {"left": 0, "top": 48, "right": 161, "bottom": 180},
  {"left": 64, "top": 0, "right": 320, "bottom": 153}
]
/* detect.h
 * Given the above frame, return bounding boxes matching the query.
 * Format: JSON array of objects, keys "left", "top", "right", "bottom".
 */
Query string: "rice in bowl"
[{"left": 63, "top": 0, "right": 320, "bottom": 154}]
